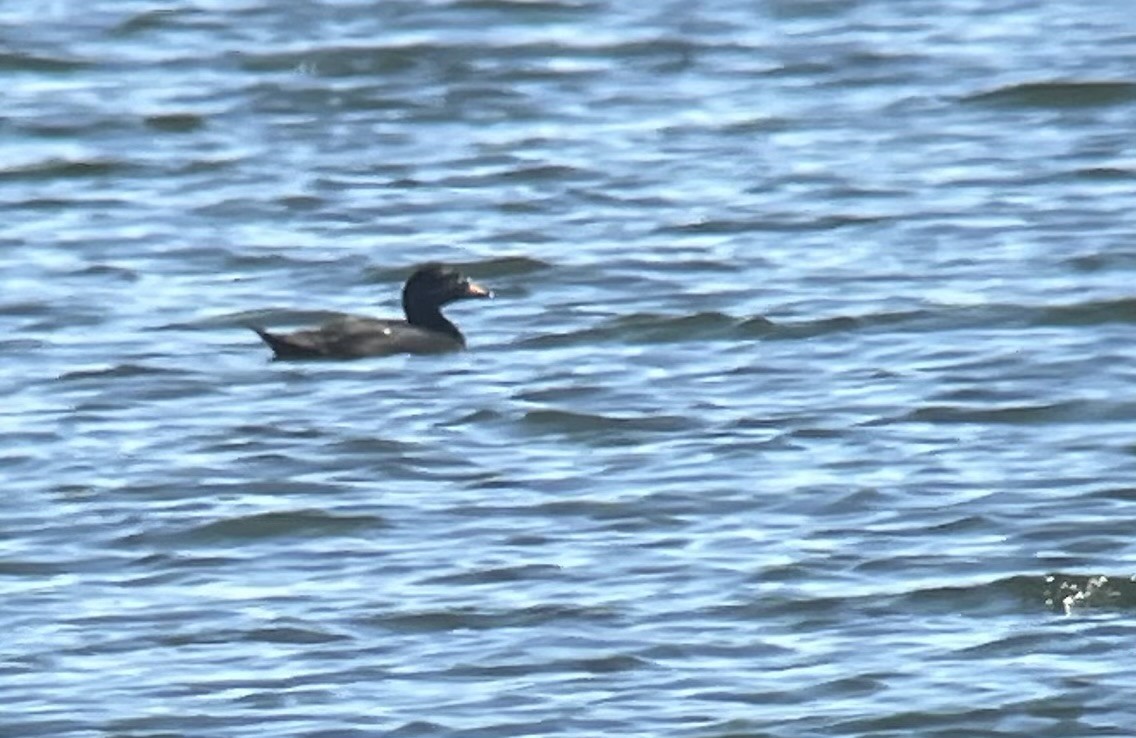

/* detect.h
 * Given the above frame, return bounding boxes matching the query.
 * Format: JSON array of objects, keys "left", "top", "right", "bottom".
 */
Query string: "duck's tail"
[{"left": 248, "top": 325, "right": 321, "bottom": 361}]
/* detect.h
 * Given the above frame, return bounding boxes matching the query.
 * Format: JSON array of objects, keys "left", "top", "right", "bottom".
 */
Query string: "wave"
[
  {"left": 184, "top": 509, "right": 387, "bottom": 542},
  {"left": 521, "top": 408, "right": 696, "bottom": 436},
  {"left": 0, "top": 50, "right": 86, "bottom": 72},
  {"left": 966, "top": 80, "right": 1136, "bottom": 108},
  {"left": 0, "top": 157, "right": 127, "bottom": 181}
]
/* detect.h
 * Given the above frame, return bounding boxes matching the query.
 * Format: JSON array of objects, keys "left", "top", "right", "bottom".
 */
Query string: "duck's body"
[
  {"left": 250, "top": 317, "right": 463, "bottom": 360},
  {"left": 251, "top": 263, "right": 492, "bottom": 361}
]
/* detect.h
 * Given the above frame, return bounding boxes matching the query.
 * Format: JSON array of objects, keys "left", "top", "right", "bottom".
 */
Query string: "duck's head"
[{"left": 402, "top": 263, "right": 493, "bottom": 313}]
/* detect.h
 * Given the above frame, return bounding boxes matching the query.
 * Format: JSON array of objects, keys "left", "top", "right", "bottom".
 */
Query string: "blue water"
[{"left": 5, "top": 1, "right": 1136, "bottom": 736}]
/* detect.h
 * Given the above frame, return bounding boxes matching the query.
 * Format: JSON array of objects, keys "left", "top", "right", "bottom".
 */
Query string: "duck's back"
[{"left": 254, "top": 315, "right": 464, "bottom": 360}]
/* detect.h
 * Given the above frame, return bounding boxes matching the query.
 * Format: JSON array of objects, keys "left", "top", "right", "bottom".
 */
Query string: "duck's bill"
[{"left": 464, "top": 280, "right": 494, "bottom": 298}]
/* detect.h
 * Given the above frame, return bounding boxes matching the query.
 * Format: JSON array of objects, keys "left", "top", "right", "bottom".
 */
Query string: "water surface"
[{"left": 4, "top": 1, "right": 1136, "bottom": 736}]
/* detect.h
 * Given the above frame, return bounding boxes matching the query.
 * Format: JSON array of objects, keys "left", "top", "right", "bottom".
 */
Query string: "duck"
[{"left": 250, "top": 263, "right": 493, "bottom": 360}]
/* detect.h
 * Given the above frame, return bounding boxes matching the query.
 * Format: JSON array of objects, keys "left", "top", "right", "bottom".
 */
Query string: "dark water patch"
[
  {"left": 764, "top": 58, "right": 841, "bottom": 79},
  {"left": 113, "top": 7, "right": 195, "bottom": 35},
  {"left": 104, "top": 483, "right": 345, "bottom": 510},
  {"left": 514, "top": 385, "right": 609, "bottom": 404},
  {"left": 520, "top": 311, "right": 776, "bottom": 348},
  {"left": 57, "top": 363, "right": 192, "bottom": 382},
  {"left": 0, "top": 559, "right": 68, "bottom": 577},
  {"left": 766, "top": 0, "right": 858, "bottom": 21},
  {"left": 442, "top": 85, "right": 534, "bottom": 113},
  {"left": 3, "top": 195, "right": 111, "bottom": 211},
  {"left": 421, "top": 563, "right": 563, "bottom": 586},
  {"left": 75, "top": 263, "right": 140, "bottom": 281},
  {"left": 831, "top": 707, "right": 1020, "bottom": 736},
  {"left": 504, "top": 533, "right": 553, "bottom": 546},
  {"left": 523, "top": 305, "right": 983, "bottom": 349},
  {"left": 764, "top": 314, "right": 872, "bottom": 340},
  {"left": 386, "top": 721, "right": 450, "bottom": 738},
  {"left": 657, "top": 212, "right": 893, "bottom": 235},
  {"left": 328, "top": 436, "right": 422, "bottom": 456},
  {"left": 686, "top": 306, "right": 926, "bottom": 342},
  {"left": 447, "top": 498, "right": 629, "bottom": 523},
  {"left": 177, "top": 155, "right": 250, "bottom": 175},
  {"left": 194, "top": 450, "right": 296, "bottom": 470},
  {"left": 193, "top": 193, "right": 322, "bottom": 220},
  {"left": 611, "top": 311, "right": 748, "bottom": 342},
  {"left": 783, "top": 425, "right": 846, "bottom": 442},
  {"left": 483, "top": 227, "right": 557, "bottom": 245},
  {"left": 368, "top": 603, "right": 616, "bottom": 634},
  {"left": 2, "top": 451, "right": 60, "bottom": 478},
  {"left": 448, "top": 653, "right": 647, "bottom": 678},
  {"left": 0, "top": 718, "right": 90, "bottom": 738},
  {"left": 787, "top": 300, "right": 1136, "bottom": 336},
  {"left": 24, "top": 309, "right": 108, "bottom": 331},
  {"left": 179, "top": 479, "right": 350, "bottom": 499},
  {"left": 15, "top": 118, "right": 117, "bottom": 138},
  {"left": 133, "top": 551, "right": 243, "bottom": 571},
  {"left": 0, "top": 51, "right": 87, "bottom": 72},
  {"left": 100, "top": 711, "right": 266, "bottom": 736},
  {"left": 770, "top": 298, "right": 1136, "bottom": 339},
  {"left": 1069, "top": 166, "right": 1136, "bottom": 181},
  {"left": 335, "top": 444, "right": 487, "bottom": 474},
  {"left": 520, "top": 408, "right": 697, "bottom": 438},
  {"left": 1063, "top": 252, "right": 1136, "bottom": 272},
  {"left": 947, "top": 631, "right": 1059, "bottom": 661},
  {"left": 441, "top": 408, "right": 505, "bottom": 427},
  {"left": 522, "top": 497, "right": 692, "bottom": 531},
  {"left": 223, "top": 424, "right": 326, "bottom": 441},
  {"left": 718, "top": 114, "right": 794, "bottom": 135},
  {"left": 368, "top": 608, "right": 499, "bottom": 633},
  {"left": 804, "top": 309, "right": 933, "bottom": 334},
  {"left": 275, "top": 193, "right": 325, "bottom": 210},
  {"left": 887, "top": 577, "right": 1030, "bottom": 618},
  {"left": 0, "top": 300, "right": 56, "bottom": 318},
  {"left": 0, "top": 157, "right": 127, "bottom": 181},
  {"left": 376, "top": 461, "right": 494, "bottom": 485},
  {"left": 243, "top": 625, "right": 349, "bottom": 645},
  {"left": 1034, "top": 298, "right": 1136, "bottom": 326},
  {"left": 144, "top": 113, "right": 206, "bottom": 133},
  {"left": 418, "top": 166, "right": 554, "bottom": 189},
  {"left": 220, "top": 250, "right": 366, "bottom": 273},
  {"left": 239, "top": 43, "right": 460, "bottom": 78},
  {"left": 494, "top": 163, "right": 594, "bottom": 184},
  {"left": 967, "top": 80, "right": 1136, "bottom": 108},
  {"left": 185, "top": 509, "right": 387, "bottom": 542},
  {"left": 455, "top": 0, "right": 600, "bottom": 12},
  {"left": 716, "top": 591, "right": 870, "bottom": 624},
  {"left": 901, "top": 400, "right": 1083, "bottom": 424},
  {"left": 62, "top": 374, "right": 217, "bottom": 406},
  {"left": 1088, "top": 487, "right": 1136, "bottom": 503}
]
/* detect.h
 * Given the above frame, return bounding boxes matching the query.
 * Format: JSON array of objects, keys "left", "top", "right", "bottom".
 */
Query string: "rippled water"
[{"left": 6, "top": 1, "right": 1136, "bottom": 736}]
